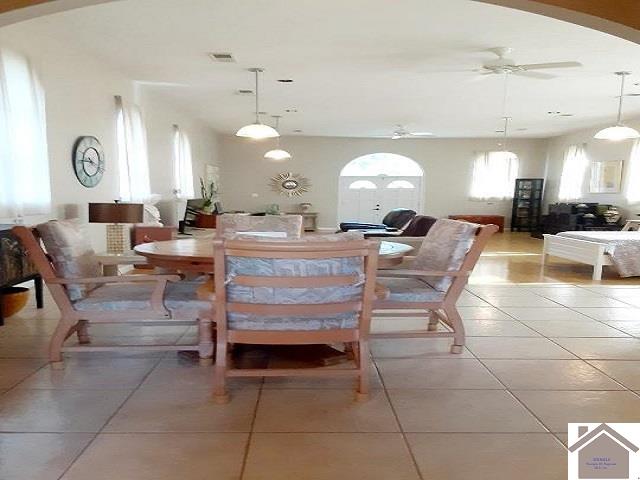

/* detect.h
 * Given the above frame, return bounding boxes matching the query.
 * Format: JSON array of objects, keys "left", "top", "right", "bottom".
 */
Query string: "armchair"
[
  {"left": 216, "top": 213, "right": 303, "bottom": 239},
  {"left": 373, "top": 219, "right": 498, "bottom": 353},
  {"left": 211, "top": 233, "right": 379, "bottom": 403},
  {"left": 12, "top": 220, "right": 211, "bottom": 367},
  {"left": 339, "top": 208, "right": 416, "bottom": 233}
]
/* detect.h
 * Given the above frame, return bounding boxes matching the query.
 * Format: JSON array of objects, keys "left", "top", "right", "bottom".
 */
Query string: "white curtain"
[
  {"left": 0, "top": 49, "right": 51, "bottom": 220},
  {"left": 469, "top": 151, "right": 520, "bottom": 201},
  {"left": 625, "top": 140, "right": 640, "bottom": 204},
  {"left": 115, "top": 95, "right": 151, "bottom": 202},
  {"left": 173, "top": 124, "right": 194, "bottom": 199},
  {"left": 557, "top": 144, "right": 588, "bottom": 201}
]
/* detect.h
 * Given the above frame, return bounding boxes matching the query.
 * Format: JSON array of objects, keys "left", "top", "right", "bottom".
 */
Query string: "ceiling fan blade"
[
  {"left": 519, "top": 61, "right": 582, "bottom": 71},
  {"left": 513, "top": 70, "right": 556, "bottom": 80}
]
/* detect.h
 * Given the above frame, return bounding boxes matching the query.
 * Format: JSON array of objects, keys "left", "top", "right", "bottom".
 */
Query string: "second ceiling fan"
[{"left": 475, "top": 47, "right": 582, "bottom": 80}]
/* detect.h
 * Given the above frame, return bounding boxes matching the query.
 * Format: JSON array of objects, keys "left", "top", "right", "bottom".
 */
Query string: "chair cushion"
[
  {"left": 411, "top": 219, "right": 478, "bottom": 292},
  {"left": 217, "top": 214, "right": 303, "bottom": 239},
  {"left": 37, "top": 219, "right": 101, "bottom": 301},
  {"left": 225, "top": 232, "right": 365, "bottom": 331},
  {"left": 73, "top": 280, "right": 209, "bottom": 315},
  {"left": 376, "top": 277, "right": 445, "bottom": 303}
]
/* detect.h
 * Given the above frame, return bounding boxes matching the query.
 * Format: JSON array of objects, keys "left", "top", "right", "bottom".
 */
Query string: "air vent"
[
  {"left": 285, "top": 108, "right": 298, "bottom": 113},
  {"left": 208, "top": 52, "right": 235, "bottom": 63},
  {"left": 236, "top": 89, "right": 254, "bottom": 96},
  {"left": 293, "top": 129, "right": 303, "bottom": 133},
  {"left": 277, "top": 79, "right": 294, "bottom": 83}
]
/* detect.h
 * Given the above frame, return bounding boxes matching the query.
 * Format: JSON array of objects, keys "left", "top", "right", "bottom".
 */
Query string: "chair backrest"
[
  {"left": 412, "top": 219, "right": 497, "bottom": 293},
  {"left": 381, "top": 209, "right": 416, "bottom": 229},
  {"left": 402, "top": 215, "right": 437, "bottom": 237},
  {"left": 216, "top": 214, "right": 303, "bottom": 239},
  {"left": 213, "top": 232, "right": 379, "bottom": 333},
  {"left": 33, "top": 219, "right": 101, "bottom": 301}
]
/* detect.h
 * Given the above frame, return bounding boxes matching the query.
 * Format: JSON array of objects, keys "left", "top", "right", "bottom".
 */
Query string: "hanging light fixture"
[
  {"left": 236, "top": 68, "right": 280, "bottom": 140},
  {"left": 594, "top": 71, "right": 640, "bottom": 141},
  {"left": 497, "top": 72, "right": 513, "bottom": 153},
  {"left": 264, "top": 115, "right": 292, "bottom": 160}
]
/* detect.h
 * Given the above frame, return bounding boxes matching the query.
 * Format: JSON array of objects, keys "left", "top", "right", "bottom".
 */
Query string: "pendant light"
[
  {"left": 594, "top": 71, "right": 640, "bottom": 141},
  {"left": 236, "top": 68, "right": 280, "bottom": 140},
  {"left": 264, "top": 116, "right": 292, "bottom": 160},
  {"left": 497, "top": 72, "right": 513, "bottom": 153}
]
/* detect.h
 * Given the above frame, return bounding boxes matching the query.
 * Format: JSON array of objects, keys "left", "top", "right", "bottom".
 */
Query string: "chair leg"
[
  {"left": 427, "top": 311, "right": 439, "bottom": 331},
  {"left": 76, "top": 320, "right": 91, "bottom": 345},
  {"left": 50, "top": 319, "right": 73, "bottom": 368},
  {"left": 213, "top": 339, "right": 229, "bottom": 404},
  {"left": 444, "top": 306, "right": 465, "bottom": 354},
  {"left": 355, "top": 340, "right": 370, "bottom": 402},
  {"left": 198, "top": 316, "right": 214, "bottom": 366}
]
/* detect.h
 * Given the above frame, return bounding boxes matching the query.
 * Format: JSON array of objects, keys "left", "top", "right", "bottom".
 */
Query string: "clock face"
[{"left": 73, "top": 136, "right": 105, "bottom": 188}]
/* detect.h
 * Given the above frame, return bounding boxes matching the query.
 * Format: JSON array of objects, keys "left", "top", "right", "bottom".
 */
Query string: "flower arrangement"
[{"left": 200, "top": 178, "right": 218, "bottom": 213}]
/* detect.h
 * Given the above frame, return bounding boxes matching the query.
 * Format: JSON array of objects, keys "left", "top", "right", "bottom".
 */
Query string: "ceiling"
[{"left": 7, "top": 0, "right": 640, "bottom": 138}]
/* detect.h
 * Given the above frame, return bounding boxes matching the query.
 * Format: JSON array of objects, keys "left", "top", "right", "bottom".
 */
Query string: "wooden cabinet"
[{"left": 511, "top": 178, "right": 544, "bottom": 232}]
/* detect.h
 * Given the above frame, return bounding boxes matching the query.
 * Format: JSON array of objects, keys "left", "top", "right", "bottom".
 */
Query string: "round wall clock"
[{"left": 72, "top": 136, "right": 105, "bottom": 188}]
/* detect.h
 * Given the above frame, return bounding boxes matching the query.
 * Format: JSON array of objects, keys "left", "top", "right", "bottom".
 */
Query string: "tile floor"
[{"left": 2, "top": 283, "right": 640, "bottom": 479}]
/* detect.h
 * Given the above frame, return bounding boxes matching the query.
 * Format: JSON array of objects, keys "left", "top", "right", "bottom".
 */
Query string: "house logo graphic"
[{"left": 568, "top": 423, "right": 640, "bottom": 479}]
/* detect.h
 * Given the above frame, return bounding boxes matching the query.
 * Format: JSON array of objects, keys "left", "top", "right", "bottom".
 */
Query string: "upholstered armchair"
[
  {"left": 216, "top": 214, "right": 303, "bottom": 239},
  {"left": 373, "top": 219, "right": 498, "bottom": 353},
  {"left": 12, "top": 220, "right": 211, "bottom": 367},
  {"left": 211, "top": 233, "right": 379, "bottom": 403}
]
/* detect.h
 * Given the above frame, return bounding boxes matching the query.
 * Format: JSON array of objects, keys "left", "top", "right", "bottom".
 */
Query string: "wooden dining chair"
[
  {"left": 216, "top": 214, "right": 303, "bottom": 239},
  {"left": 373, "top": 219, "right": 498, "bottom": 353},
  {"left": 12, "top": 220, "right": 212, "bottom": 367},
  {"left": 211, "top": 233, "right": 379, "bottom": 403}
]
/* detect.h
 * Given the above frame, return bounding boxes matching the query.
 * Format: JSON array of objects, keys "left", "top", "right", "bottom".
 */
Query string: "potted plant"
[{"left": 195, "top": 178, "right": 219, "bottom": 228}]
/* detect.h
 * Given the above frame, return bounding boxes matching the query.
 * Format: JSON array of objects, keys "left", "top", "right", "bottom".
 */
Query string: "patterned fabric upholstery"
[
  {"left": 217, "top": 214, "right": 303, "bottom": 239},
  {"left": 225, "top": 232, "right": 365, "bottom": 331},
  {"left": 411, "top": 219, "right": 479, "bottom": 292},
  {"left": 37, "top": 219, "right": 101, "bottom": 301},
  {"left": 376, "top": 277, "right": 445, "bottom": 303},
  {"left": 73, "top": 281, "right": 209, "bottom": 314}
]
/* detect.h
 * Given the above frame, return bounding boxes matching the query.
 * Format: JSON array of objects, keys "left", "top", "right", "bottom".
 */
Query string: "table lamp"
[{"left": 89, "top": 201, "right": 143, "bottom": 254}]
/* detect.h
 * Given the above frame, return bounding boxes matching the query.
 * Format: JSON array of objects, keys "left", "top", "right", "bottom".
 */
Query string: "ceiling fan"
[
  {"left": 389, "top": 125, "right": 434, "bottom": 139},
  {"left": 474, "top": 47, "right": 582, "bottom": 80}
]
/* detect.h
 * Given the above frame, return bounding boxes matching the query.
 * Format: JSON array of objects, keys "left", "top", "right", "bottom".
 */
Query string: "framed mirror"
[
  {"left": 590, "top": 160, "right": 623, "bottom": 193},
  {"left": 269, "top": 172, "right": 311, "bottom": 197}
]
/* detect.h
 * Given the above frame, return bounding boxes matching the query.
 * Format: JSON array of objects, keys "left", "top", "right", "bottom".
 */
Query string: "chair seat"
[
  {"left": 73, "top": 281, "right": 210, "bottom": 314},
  {"left": 376, "top": 277, "right": 445, "bottom": 303},
  {"left": 227, "top": 312, "right": 358, "bottom": 331}
]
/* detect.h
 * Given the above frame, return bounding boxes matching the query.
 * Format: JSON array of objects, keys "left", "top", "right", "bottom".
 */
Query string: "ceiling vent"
[
  {"left": 236, "top": 89, "right": 254, "bottom": 96},
  {"left": 209, "top": 52, "right": 235, "bottom": 63}
]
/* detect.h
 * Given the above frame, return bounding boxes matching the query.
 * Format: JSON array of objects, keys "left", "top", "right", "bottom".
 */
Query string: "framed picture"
[{"left": 589, "top": 160, "right": 623, "bottom": 193}]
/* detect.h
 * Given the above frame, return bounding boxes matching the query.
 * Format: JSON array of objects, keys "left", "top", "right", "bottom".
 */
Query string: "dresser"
[{"left": 0, "top": 225, "right": 43, "bottom": 325}]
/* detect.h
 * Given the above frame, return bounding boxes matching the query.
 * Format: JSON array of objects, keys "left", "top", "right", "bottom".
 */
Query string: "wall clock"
[{"left": 72, "top": 136, "right": 105, "bottom": 188}]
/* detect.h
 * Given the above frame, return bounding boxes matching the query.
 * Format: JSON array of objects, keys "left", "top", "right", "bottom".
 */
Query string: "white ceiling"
[{"left": 10, "top": 0, "right": 640, "bottom": 138}]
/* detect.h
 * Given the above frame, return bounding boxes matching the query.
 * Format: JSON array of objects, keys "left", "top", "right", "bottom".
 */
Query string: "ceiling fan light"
[
  {"left": 235, "top": 123, "right": 280, "bottom": 139},
  {"left": 264, "top": 148, "right": 292, "bottom": 160},
  {"left": 594, "top": 125, "right": 640, "bottom": 141}
]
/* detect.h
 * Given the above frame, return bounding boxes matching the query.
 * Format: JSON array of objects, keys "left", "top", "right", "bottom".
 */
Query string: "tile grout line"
[{"left": 238, "top": 374, "right": 265, "bottom": 480}]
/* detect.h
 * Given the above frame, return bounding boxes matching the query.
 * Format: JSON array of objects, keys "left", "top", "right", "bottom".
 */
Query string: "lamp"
[
  {"left": 264, "top": 115, "right": 292, "bottom": 160},
  {"left": 594, "top": 71, "right": 640, "bottom": 141},
  {"left": 89, "top": 201, "right": 143, "bottom": 254},
  {"left": 236, "top": 68, "right": 279, "bottom": 140}
]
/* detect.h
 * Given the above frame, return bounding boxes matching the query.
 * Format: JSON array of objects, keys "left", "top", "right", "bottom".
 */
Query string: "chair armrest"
[
  {"left": 377, "top": 269, "right": 470, "bottom": 278},
  {"left": 48, "top": 274, "right": 182, "bottom": 285}
]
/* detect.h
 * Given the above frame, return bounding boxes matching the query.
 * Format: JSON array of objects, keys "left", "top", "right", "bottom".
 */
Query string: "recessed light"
[
  {"left": 285, "top": 108, "right": 298, "bottom": 113},
  {"left": 293, "top": 129, "right": 303, "bottom": 133},
  {"left": 277, "top": 79, "right": 294, "bottom": 83},
  {"left": 516, "top": 128, "right": 528, "bottom": 131},
  {"left": 560, "top": 113, "right": 574, "bottom": 117}
]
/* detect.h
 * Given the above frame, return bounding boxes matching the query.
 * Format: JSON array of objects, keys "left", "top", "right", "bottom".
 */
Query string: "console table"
[{"left": 0, "top": 225, "right": 43, "bottom": 325}]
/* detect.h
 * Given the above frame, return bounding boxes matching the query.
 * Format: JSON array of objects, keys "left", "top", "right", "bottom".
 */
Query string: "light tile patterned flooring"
[{"left": 2, "top": 283, "right": 640, "bottom": 479}]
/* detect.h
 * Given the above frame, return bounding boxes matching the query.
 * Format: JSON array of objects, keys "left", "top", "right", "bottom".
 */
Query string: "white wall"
[
  {"left": 219, "top": 135, "right": 548, "bottom": 228},
  {"left": 544, "top": 119, "right": 640, "bottom": 217},
  {"left": 0, "top": 22, "right": 219, "bottom": 249}
]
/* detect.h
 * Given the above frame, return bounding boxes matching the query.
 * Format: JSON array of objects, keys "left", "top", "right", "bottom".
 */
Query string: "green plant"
[{"left": 200, "top": 178, "right": 218, "bottom": 213}]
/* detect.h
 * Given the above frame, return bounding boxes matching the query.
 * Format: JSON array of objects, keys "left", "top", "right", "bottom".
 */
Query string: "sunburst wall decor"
[{"left": 269, "top": 172, "right": 311, "bottom": 197}]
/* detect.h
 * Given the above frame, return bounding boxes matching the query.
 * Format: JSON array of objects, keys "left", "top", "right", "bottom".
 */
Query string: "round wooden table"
[{"left": 134, "top": 238, "right": 413, "bottom": 271}]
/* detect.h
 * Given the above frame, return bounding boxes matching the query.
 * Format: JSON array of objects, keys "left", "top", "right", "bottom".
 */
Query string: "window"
[
  {"left": 626, "top": 140, "right": 640, "bottom": 204},
  {"left": 341, "top": 153, "right": 423, "bottom": 176},
  {"left": 173, "top": 125, "right": 194, "bottom": 198},
  {"left": 348, "top": 180, "right": 377, "bottom": 189},
  {"left": 386, "top": 180, "right": 415, "bottom": 189},
  {"left": 0, "top": 49, "right": 51, "bottom": 220},
  {"left": 115, "top": 95, "right": 151, "bottom": 202},
  {"left": 558, "top": 144, "right": 588, "bottom": 201},
  {"left": 469, "top": 151, "right": 519, "bottom": 201}
]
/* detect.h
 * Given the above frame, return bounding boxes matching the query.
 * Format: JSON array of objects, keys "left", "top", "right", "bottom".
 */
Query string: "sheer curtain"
[
  {"left": 173, "top": 124, "right": 194, "bottom": 199},
  {"left": 557, "top": 144, "right": 588, "bottom": 201},
  {"left": 115, "top": 95, "right": 151, "bottom": 202},
  {"left": 0, "top": 49, "right": 51, "bottom": 220},
  {"left": 625, "top": 140, "right": 640, "bottom": 204},
  {"left": 469, "top": 151, "right": 519, "bottom": 201}
]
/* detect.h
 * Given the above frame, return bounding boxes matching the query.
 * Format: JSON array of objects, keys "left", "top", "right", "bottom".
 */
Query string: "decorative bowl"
[{"left": 1, "top": 287, "right": 30, "bottom": 318}]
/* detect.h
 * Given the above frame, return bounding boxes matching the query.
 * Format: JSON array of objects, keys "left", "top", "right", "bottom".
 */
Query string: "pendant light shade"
[
  {"left": 594, "top": 71, "right": 640, "bottom": 141},
  {"left": 264, "top": 115, "right": 292, "bottom": 160},
  {"left": 236, "top": 68, "right": 280, "bottom": 140}
]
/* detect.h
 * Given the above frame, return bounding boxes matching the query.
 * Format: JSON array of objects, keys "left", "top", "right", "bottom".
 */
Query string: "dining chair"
[
  {"left": 373, "top": 219, "right": 498, "bottom": 353},
  {"left": 216, "top": 214, "right": 303, "bottom": 239},
  {"left": 12, "top": 220, "right": 211, "bottom": 367},
  {"left": 211, "top": 232, "right": 379, "bottom": 403}
]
